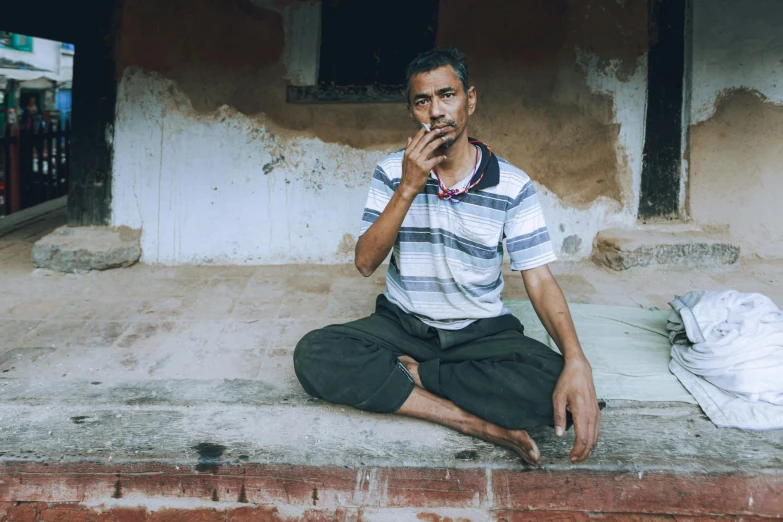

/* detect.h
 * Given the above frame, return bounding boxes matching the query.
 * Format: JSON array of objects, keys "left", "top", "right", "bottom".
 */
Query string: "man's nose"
[{"left": 429, "top": 98, "right": 446, "bottom": 120}]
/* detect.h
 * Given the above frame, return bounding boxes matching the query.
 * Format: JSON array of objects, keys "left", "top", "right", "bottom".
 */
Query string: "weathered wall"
[
  {"left": 111, "top": 0, "right": 648, "bottom": 265},
  {"left": 688, "top": 0, "right": 783, "bottom": 258}
]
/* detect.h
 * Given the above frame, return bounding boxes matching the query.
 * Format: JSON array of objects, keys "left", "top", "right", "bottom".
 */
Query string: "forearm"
[
  {"left": 524, "top": 273, "right": 587, "bottom": 363},
  {"left": 354, "top": 190, "right": 415, "bottom": 276}
]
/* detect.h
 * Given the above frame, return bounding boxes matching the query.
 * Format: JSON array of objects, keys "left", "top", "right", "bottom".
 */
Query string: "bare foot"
[
  {"left": 396, "top": 387, "right": 542, "bottom": 468},
  {"left": 397, "top": 355, "right": 423, "bottom": 387},
  {"left": 483, "top": 423, "right": 541, "bottom": 467}
]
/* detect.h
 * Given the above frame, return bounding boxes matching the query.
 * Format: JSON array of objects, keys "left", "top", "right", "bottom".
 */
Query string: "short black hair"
[{"left": 405, "top": 46, "right": 470, "bottom": 105}]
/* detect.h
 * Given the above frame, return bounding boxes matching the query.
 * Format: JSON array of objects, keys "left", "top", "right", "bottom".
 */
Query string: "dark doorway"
[{"left": 638, "top": 0, "right": 687, "bottom": 221}]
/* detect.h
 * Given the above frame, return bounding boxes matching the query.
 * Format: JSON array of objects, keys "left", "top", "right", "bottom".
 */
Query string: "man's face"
[{"left": 408, "top": 65, "right": 476, "bottom": 149}]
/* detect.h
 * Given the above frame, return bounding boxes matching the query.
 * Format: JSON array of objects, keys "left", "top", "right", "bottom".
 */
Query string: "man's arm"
[
  {"left": 355, "top": 129, "right": 448, "bottom": 276},
  {"left": 355, "top": 189, "right": 417, "bottom": 277},
  {"left": 521, "top": 264, "right": 601, "bottom": 463}
]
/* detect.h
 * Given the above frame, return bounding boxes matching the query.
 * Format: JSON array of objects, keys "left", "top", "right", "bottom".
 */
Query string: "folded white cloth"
[{"left": 668, "top": 290, "right": 783, "bottom": 430}]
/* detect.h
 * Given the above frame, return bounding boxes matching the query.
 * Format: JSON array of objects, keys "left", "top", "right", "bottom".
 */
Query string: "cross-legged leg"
[
  {"left": 295, "top": 326, "right": 543, "bottom": 466},
  {"left": 413, "top": 332, "right": 566, "bottom": 431},
  {"left": 294, "top": 324, "right": 414, "bottom": 413},
  {"left": 294, "top": 296, "right": 560, "bottom": 467},
  {"left": 395, "top": 384, "right": 542, "bottom": 466}
]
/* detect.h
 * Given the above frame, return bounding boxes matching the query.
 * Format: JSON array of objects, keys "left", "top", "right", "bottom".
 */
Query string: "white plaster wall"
[
  {"left": 690, "top": 0, "right": 783, "bottom": 123},
  {"left": 112, "top": 69, "right": 382, "bottom": 265},
  {"left": 0, "top": 37, "right": 62, "bottom": 73}
]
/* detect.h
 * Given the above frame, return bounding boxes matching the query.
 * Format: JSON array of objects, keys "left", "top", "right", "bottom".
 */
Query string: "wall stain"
[
  {"left": 337, "top": 233, "right": 356, "bottom": 255},
  {"left": 454, "top": 450, "right": 477, "bottom": 460},
  {"left": 562, "top": 234, "right": 583, "bottom": 254},
  {"left": 263, "top": 155, "right": 285, "bottom": 175},
  {"left": 193, "top": 442, "right": 227, "bottom": 474}
]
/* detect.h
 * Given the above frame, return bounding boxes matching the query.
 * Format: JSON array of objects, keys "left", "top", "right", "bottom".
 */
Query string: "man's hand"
[
  {"left": 399, "top": 126, "right": 448, "bottom": 198},
  {"left": 553, "top": 357, "right": 601, "bottom": 463}
]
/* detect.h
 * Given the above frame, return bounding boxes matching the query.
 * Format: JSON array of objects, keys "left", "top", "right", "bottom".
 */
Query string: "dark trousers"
[{"left": 293, "top": 295, "right": 565, "bottom": 430}]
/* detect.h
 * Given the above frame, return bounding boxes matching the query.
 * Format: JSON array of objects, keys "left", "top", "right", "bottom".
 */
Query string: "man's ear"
[{"left": 467, "top": 86, "right": 477, "bottom": 116}]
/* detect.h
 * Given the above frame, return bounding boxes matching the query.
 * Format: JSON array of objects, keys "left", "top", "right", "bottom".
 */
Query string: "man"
[
  {"left": 294, "top": 47, "right": 601, "bottom": 466},
  {"left": 20, "top": 95, "right": 42, "bottom": 131}
]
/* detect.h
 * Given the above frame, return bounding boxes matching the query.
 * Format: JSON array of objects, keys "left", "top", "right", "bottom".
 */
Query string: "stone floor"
[
  {"left": 3, "top": 206, "right": 783, "bottom": 384},
  {"left": 1, "top": 204, "right": 783, "bottom": 520}
]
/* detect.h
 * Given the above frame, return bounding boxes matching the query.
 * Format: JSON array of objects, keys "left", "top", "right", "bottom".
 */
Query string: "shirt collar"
[{"left": 468, "top": 138, "right": 500, "bottom": 190}]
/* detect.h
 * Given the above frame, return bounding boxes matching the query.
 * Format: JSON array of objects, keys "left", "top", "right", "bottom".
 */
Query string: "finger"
[
  {"left": 423, "top": 154, "right": 447, "bottom": 169},
  {"left": 576, "top": 417, "right": 595, "bottom": 462},
  {"left": 576, "top": 402, "right": 601, "bottom": 462},
  {"left": 582, "top": 417, "right": 596, "bottom": 461},
  {"left": 553, "top": 393, "right": 567, "bottom": 437},
  {"left": 421, "top": 134, "right": 450, "bottom": 159},
  {"left": 411, "top": 127, "right": 443, "bottom": 156},
  {"left": 408, "top": 125, "right": 429, "bottom": 152},
  {"left": 572, "top": 419, "right": 590, "bottom": 462},
  {"left": 570, "top": 413, "right": 590, "bottom": 462},
  {"left": 593, "top": 408, "right": 602, "bottom": 447}
]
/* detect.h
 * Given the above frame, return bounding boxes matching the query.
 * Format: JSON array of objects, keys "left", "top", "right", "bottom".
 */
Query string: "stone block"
[
  {"left": 31, "top": 226, "right": 141, "bottom": 273},
  {"left": 591, "top": 228, "right": 740, "bottom": 271}
]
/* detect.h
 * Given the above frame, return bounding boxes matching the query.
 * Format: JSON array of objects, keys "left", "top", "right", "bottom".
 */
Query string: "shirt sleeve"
[
  {"left": 504, "top": 180, "right": 557, "bottom": 271},
  {"left": 359, "top": 164, "right": 395, "bottom": 237}
]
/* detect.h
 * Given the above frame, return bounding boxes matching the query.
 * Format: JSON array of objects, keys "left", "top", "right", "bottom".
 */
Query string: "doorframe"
[{"left": 638, "top": 0, "right": 691, "bottom": 222}]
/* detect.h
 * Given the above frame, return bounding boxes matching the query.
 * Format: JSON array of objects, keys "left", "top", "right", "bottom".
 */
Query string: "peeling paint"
[
  {"left": 687, "top": 0, "right": 783, "bottom": 258},
  {"left": 689, "top": 89, "right": 783, "bottom": 257}
]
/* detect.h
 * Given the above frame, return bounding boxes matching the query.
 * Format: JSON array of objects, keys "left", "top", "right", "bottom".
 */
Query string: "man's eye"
[
  {"left": 444, "top": 93, "right": 454, "bottom": 98},
  {"left": 416, "top": 100, "right": 428, "bottom": 106}
]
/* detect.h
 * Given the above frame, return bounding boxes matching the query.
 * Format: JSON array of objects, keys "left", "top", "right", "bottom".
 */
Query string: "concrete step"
[
  {"left": 1, "top": 378, "right": 781, "bottom": 520},
  {"left": 591, "top": 227, "right": 740, "bottom": 271}
]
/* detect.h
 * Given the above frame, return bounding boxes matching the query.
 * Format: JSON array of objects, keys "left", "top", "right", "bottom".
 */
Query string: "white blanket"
[
  {"left": 506, "top": 300, "right": 695, "bottom": 403},
  {"left": 668, "top": 290, "right": 783, "bottom": 430}
]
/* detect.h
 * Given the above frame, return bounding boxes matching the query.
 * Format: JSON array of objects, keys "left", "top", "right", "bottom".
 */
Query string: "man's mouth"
[{"left": 430, "top": 121, "right": 457, "bottom": 132}]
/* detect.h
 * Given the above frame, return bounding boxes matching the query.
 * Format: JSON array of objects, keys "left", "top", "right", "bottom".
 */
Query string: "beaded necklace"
[{"left": 431, "top": 140, "right": 488, "bottom": 204}]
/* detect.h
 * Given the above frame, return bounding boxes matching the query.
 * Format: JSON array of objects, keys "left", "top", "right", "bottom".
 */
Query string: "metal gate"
[{"left": 0, "top": 120, "right": 70, "bottom": 216}]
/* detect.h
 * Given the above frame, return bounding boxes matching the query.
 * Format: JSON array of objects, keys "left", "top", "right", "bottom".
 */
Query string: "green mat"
[{"left": 505, "top": 300, "right": 696, "bottom": 404}]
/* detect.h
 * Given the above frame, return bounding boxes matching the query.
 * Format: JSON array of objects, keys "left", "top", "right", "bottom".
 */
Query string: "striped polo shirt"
[{"left": 359, "top": 139, "right": 556, "bottom": 330}]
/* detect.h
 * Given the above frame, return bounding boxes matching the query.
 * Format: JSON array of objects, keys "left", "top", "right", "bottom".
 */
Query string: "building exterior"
[
  {"left": 101, "top": 0, "right": 783, "bottom": 266},
  {"left": 0, "top": 32, "right": 73, "bottom": 130},
  {"left": 4, "top": 0, "right": 782, "bottom": 266}
]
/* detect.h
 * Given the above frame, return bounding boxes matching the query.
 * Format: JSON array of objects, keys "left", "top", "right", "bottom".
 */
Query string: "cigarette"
[{"left": 421, "top": 123, "right": 431, "bottom": 132}]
